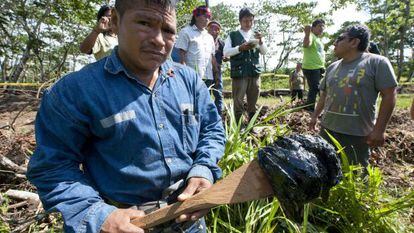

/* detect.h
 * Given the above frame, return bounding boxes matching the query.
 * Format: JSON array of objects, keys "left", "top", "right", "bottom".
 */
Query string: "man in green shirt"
[{"left": 303, "top": 19, "right": 325, "bottom": 112}]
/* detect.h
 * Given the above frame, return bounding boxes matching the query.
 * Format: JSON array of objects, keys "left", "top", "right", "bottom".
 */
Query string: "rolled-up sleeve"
[
  {"left": 27, "top": 84, "right": 116, "bottom": 233},
  {"left": 187, "top": 76, "right": 226, "bottom": 182},
  {"left": 223, "top": 35, "right": 240, "bottom": 58}
]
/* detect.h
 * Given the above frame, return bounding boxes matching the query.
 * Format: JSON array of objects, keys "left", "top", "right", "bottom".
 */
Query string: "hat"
[
  {"left": 208, "top": 21, "right": 222, "bottom": 29},
  {"left": 193, "top": 6, "right": 211, "bottom": 18}
]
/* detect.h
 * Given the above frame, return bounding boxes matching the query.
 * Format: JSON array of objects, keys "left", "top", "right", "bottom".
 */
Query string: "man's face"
[
  {"left": 333, "top": 32, "right": 354, "bottom": 58},
  {"left": 112, "top": 2, "right": 176, "bottom": 72},
  {"left": 240, "top": 16, "right": 254, "bottom": 31},
  {"left": 312, "top": 23, "right": 325, "bottom": 36},
  {"left": 195, "top": 14, "right": 210, "bottom": 29},
  {"left": 208, "top": 24, "right": 220, "bottom": 39}
]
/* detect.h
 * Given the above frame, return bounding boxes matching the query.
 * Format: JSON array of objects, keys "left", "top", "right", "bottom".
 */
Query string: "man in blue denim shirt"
[{"left": 27, "top": 0, "right": 225, "bottom": 232}]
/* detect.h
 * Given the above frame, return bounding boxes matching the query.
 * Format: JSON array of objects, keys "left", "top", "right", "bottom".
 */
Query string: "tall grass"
[{"left": 206, "top": 104, "right": 414, "bottom": 233}]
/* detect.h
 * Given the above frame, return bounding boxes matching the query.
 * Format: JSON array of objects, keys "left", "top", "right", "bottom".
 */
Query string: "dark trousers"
[
  {"left": 303, "top": 68, "right": 324, "bottom": 110},
  {"left": 291, "top": 89, "right": 304, "bottom": 101},
  {"left": 231, "top": 76, "right": 260, "bottom": 123},
  {"left": 204, "top": 77, "right": 223, "bottom": 116},
  {"left": 320, "top": 127, "right": 370, "bottom": 167}
]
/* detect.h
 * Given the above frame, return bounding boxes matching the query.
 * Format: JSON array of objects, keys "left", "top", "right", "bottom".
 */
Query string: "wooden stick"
[
  {"left": 5, "top": 189, "right": 40, "bottom": 205},
  {"left": 131, "top": 160, "right": 274, "bottom": 229}
]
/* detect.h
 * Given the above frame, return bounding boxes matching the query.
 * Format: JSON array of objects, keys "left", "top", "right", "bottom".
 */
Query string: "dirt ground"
[{"left": 0, "top": 90, "right": 413, "bottom": 232}]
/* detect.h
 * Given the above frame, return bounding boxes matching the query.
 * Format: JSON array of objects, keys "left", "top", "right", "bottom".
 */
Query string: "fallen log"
[
  {"left": 0, "top": 155, "right": 27, "bottom": 174},
  {"left": 5, "top": 189, "right": 40, "bottom": 206}
]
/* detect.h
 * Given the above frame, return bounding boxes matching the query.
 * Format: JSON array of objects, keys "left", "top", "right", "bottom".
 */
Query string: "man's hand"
[
  {"left": 308, "top": 116, "right": 318, "bottom": 131},
  {"left": 101, "top": 208, "right": 145, "bottom": 233},
  {"left": 254, "top": 31, "right": 263, "bottom": 45},
  {"left": 94, "top": 16, "right": 111, "bottom": 33},
  {"left": 176, "top": 177, "right": 212, "bottom": 223},
  {"left": 366, "top": 129, "right": 386, "bottom": 147},
  {"left": 239, "top": 42, "right": 255, "bottom": 52}
]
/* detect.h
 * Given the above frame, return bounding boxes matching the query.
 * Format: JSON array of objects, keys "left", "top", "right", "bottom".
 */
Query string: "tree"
[
  {"left": 331, "top": 0, "right": 414, "bottom": 81},
  {"left": 262, "top": 0, "right": 330, "bottom": 71},
  {"left": 0, "top": 0, "right": 101, "bottom": 83}
]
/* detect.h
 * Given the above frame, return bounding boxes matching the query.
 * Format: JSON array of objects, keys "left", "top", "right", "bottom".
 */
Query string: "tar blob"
[{"left": 257, "top": 134, "right": 343, "bottom": 222}]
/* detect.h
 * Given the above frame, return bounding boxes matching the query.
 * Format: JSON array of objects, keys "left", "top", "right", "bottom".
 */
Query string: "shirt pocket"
[{"left": 181, "top": 113, "right": 200, "bottom": 154}]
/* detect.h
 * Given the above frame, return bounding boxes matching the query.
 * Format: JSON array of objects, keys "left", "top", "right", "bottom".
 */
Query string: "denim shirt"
[{"left": 27, "top": 49, "right": 226, "bottom": 233}]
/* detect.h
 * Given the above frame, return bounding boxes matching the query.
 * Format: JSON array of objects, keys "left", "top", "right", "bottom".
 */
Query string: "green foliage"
[
  {"left": 176, "top": 0, "right": 204, "bottom": 30},
  {"left": 329, "top": 0, "right": 414, "bottom": 80},
  {"left": 210, "top": 3, "right": 239, "bottom": 37},
  {"left": 0, "top": 0, "right": 103, "bottom": 82}
]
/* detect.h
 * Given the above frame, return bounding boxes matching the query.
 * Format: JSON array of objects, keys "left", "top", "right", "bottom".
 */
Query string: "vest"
[{"left": 230, "top": 31, "right": 262, "bottom": 78}]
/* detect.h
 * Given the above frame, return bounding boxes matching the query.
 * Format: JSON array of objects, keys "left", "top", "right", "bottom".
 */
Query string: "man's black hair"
[
  {"left": 368, "top": 42, "right": 380, "bottom": 55},
  {"left": 239, "top": 7, "right": 254, "bottom": 21},
  {"left": 115, "top": 0, "right": 177, "bottom": 18},
  {"left": 345, "top": 24, "right": 371, "bottom": 52},
  {"left": 97, "top": 5, "right": 111, "bottom": 22},
  {"left": 311, "top": 19, "right": 325, "bottom": 28}
]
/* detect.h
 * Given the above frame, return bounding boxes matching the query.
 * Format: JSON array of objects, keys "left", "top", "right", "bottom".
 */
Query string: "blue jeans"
[
  {"left": 303, "top": 68, "right": 324, "bottom": 111},
  {"left": 204, "top": 77, "right": 223, "bottom": 116}
]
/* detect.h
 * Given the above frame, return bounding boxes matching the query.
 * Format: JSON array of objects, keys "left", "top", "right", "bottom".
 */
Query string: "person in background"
[
  {"left": 368, "top": 41, "right": 380, "bottom": 55},
  {"left": 289, "top": 62, "right": 306, "bottom": 104},
  {"left": 223, "top": 7, "right": 267, "bottom": 123},
  {"left": 175, "top": 6, "right": 217, "bottom": 87},
  {"left": 309, "top": 25, "right": 397, "bottom": 167},
  {"left": 410, "top": 98, "right": 414, "bottom": 120},
  {"left": 27, "top": 0, "right": 225, "bottom": 232},
  {"left": 79, "top": 5, "right": 118, "bottom": 60},
  {"left": 207, "top": 20, "right": 225, "bottom": 116},
  {"left": 302, "top": 19, "right": 326, "bottom": 112},
  {"left": 170, "top": 45, "right": 181, "bottom": 63}
]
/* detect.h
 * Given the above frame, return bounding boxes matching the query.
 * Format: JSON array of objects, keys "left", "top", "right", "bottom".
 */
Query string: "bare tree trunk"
[
  {"left": 9, "top": 42, "right": 32, "bottom": 82},
  {"left": 396, "top": 0, "right": 410, "bottom": 82},
  {"left": 262, "top": 54, "right": 267, "bottom": 73},
  {"left": 1, "top": 57, "right": 8, "bottom": 82},
  {"left": 382, "top": 2, "right": 389, "bottom": 58}
]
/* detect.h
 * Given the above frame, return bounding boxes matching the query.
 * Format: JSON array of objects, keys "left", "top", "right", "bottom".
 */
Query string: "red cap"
[{"left": 193, "top": 6, "right": 211, "bottom": 18}]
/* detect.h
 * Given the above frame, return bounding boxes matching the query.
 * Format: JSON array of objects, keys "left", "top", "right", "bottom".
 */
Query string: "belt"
[{"left": 104, "top": 179, "right": 202, "bottom": 232}]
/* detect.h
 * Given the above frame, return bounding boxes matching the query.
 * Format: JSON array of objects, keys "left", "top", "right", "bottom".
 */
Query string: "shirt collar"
[
  {"left": 191, "top": 24, "right": 205, "bottom": 32},
  {"left": 104, "top": 47, "right": 128, "bottom": 76}
]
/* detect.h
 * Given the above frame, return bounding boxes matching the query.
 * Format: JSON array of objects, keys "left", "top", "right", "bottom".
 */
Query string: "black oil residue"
[{"left": 257, "top": 134, "right": 342, "bottom": 222}]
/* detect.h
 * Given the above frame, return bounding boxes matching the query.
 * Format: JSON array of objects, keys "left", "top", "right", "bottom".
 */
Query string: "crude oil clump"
[{"left": 258, "top": 134, "right": 342, "bottom": 222}]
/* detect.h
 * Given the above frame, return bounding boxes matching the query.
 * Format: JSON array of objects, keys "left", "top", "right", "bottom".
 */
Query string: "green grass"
[{"left": 396, "top": 94, "right": 413, "bottom": 109}]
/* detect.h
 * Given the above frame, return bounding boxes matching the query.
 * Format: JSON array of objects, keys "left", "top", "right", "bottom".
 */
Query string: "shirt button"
[
  {"left": 166, "top": 158, "right": 172, "bottom": 164},
  {"left": 158, "top": 123, "right": 164, "bottom": 129}
]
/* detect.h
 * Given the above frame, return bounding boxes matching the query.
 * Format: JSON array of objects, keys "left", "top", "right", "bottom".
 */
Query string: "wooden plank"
[{"left": 131, "top": 159, "right": 274, "bottom": 229}]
